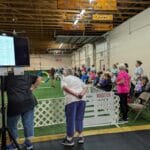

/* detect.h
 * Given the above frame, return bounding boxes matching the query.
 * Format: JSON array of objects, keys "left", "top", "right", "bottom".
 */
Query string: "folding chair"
[{"left": 128, "top": 92, "right": 150, "bottom": 122}]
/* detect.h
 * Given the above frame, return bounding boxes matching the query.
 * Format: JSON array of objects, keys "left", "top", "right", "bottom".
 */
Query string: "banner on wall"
[
  {"left": 92, "top": 24, "right": 113, "bottom": 31},
  {"left": 58, "top": 0, "right": 117, "bottom": 10},
  {"left": 92, "top": 14, "right": 113, "bottom": 21},
  {"left": 93, "top": 0, "right": 117, "bottom": 10},
  {"left": 63, "top": 23, "right": 85, "bottom": 31},
  {"left": 63, "top": 13, "right": 85, "bottom": 21},
  {"left": 58, "top": 0, "right": 89, "bottom": 9}
]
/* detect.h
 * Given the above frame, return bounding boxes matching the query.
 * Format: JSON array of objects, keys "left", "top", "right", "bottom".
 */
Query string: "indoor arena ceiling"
[{"left": 0, "top": 0, "right": 149, "bottom": 54}]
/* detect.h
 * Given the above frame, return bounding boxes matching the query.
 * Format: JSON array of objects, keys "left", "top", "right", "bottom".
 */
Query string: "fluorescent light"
[
  {"left": 89, "top": 0, "right": 94, "bottom": 3},
  {"left": 59, "top": 43, "right": 63, "bottom": 49},
  {"left": 74, "top": 19, "right": 79, "bottom": 25},
  {"left": 80, "top": 9, "right": 85, "bottom": 15}
]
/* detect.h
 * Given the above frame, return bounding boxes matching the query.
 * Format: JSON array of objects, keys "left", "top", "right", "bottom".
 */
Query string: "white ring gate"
[{"left": 84, "top": 92, "right": 120, "bottom": 128}]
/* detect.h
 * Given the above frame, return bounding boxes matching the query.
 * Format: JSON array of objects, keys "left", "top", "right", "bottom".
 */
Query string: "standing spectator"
[
  {"left": 81, "top": 72, "right": 89, "bottom": 84},
  {"left": 74, "top": 66, "right": 77, "bottom": 72},
  {"left": 134, "top": 60, "right": 144, "bottom": 82},
  {"left": 116, "top": 64, "right": 131, "bottom": 121},
  {"left": 77, "top": 67, "right": 82, "bottom": 78},
  {"left": 91, "top": 64, "right": 96, "bottom": 73},
  {"left": 102, "top": 64, "right": 106, "bottom": 72},
  {"left": 50, "top": 67, "right": 55, "bottom": 87},
  {"left": 61, "top": 68, "right": 88, "bottom": 146},
  {"left": 111, "top": 64, "right": 118, "bottom": 76},
  {"left": 81, "top": 65, "right": 86, "bottom": 72},
  {"left": 4, "top": 72, "right": 41, "bottom": 150},
  {"left": 124, "top": 63, "right": 129, "bottom": 73}
]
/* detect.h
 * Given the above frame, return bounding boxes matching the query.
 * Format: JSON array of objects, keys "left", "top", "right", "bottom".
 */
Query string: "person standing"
[
  {"left": 91, "top": 64, "right": 96, "bottom": 73},
  {"left": 116, "top": 64, "right": 131, "bottom": 121},
  {"left": 111, "top": 64, "right": 118, "bottom": 76},
  {"left": 4, "top": 72, "right": 41, "bottom": 150},
  {"left": 124, "top": 63, "right": 129, "bottom": 73},
  {"left": 49, "top": 67, "right": 56, "bottom": 87},
  {"left": 61, "top": 68, "right": 88, "bottom": 146},
  {"left": 81, "top": 65, "right": 86, "bottom": 73},
  {"left": 134, "top": 60, "right": 144, "bottom": 82}
]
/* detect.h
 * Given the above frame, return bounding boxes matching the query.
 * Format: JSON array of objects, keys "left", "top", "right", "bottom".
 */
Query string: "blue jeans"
[
  {"left": 7, "top": 109, "right": 34, "bottom": 140},
  {"left": 65, "top": 101, "right": 86, "bottom": 137}
]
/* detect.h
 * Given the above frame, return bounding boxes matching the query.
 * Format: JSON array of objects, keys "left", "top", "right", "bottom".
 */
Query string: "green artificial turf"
[
  {"left": 33, "top": 79, "right": 64, "bottom": 99},
  {"left": 0, "top": 79, "right": 64, "bottom": 102}
]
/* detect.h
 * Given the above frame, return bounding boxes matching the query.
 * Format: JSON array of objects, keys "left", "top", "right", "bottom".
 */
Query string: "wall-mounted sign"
[
  {"left": 58, "top": 0, "right": 87, "bottom": 9},
  {"left": 58, "top": 0, "right": 117, "bottom": 10},
  {"left": 63, "top": 13, "right": 85, "bottom": 20},
  {"left": 93, "top": 0, "right": 117, "bottom": 10},
  {"left": 92, "top": 14, "right": 113, "bottom": 21},
  {"left": 92, "top": 24, "right": 113, "bottom": 31},
  {"left": 63, "top": 23, "right": 85, "bottom": 31}
]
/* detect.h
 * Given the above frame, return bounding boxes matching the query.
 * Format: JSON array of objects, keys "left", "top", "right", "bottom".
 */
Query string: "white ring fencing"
[{"left": 0, "top": 87, "right": 120, "bottom": 129}]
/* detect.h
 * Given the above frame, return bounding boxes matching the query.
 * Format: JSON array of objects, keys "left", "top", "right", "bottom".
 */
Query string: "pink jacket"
[{"left": 116, "top": 71, "right": 131, "bottom": 94}]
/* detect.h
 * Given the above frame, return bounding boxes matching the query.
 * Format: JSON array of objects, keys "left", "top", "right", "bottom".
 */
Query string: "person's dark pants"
[
  {"left": 65, "top": 101, "right": 86, "bottom": 137},
  {"left": 118, "top": 93, "right": 128, "bottom": 120}
]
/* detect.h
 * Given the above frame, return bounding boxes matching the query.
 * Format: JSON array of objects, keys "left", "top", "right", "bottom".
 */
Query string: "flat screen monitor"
[{"left": 0, "top": 35, "right": 30, "bottom": 67}]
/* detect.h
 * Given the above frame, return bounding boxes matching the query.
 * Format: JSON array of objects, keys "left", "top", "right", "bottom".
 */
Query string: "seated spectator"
[
  {"left": 75, "top": 68, "right": 82, "bottom": 78},
  {"left": 94, "top": 71, "right": 103, "bottom": 86},
  {"left": 134, "top": 80, "right": 143, "bottom": 98},
  {"left": 81, "top": 72, "right": 89, "bottom": 84},
  {"left": 97, "top": 73, "right": 112, "bottom": 92},
  {"left": 134, "top": 76, "right": 149, "bottom": 98},
  {"left": 145, "top": 81, "right": 150, "bottom": 93}
]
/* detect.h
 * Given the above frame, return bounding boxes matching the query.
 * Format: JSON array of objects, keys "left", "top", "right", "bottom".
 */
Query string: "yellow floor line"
[{"left": 19, "top": 124, "right": 150, "bottom": 143}]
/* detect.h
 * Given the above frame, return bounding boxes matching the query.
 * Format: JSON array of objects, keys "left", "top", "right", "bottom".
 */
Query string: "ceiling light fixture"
[
  {"left": 74, "top": 19, "right": 79, "bottom": 25},
  {"left": 80, "top": 9, "right": 85, "bottom": 15},
  {"left": 59, "top": 43, "right": 63, "bottom": 49},
  {"left": 89, "top": 0, "right": 94, "bottom": 4}
]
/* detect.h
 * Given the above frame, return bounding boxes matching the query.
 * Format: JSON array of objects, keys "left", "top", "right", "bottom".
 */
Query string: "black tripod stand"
[{"left": 0, "top": 76, "right": 20, "bottom": 150}]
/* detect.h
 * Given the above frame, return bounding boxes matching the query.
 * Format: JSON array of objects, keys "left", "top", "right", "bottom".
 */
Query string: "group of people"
[
  {"left": 3, "top": 68, "right": 88, "bottom": 149},
  {"left": 3, "top": 60, "right": 150, "bottom": 149},
  {"left": 73, "top": 61, "right": 150, "bottom": 122}
]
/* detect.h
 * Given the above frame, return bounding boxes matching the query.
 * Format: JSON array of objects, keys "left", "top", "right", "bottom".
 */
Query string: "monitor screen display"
[
  {"left": 0, "top": 36, "right": 15, "bottom": 66},
  {"left": 0, "top": 35, "right": 30, "bottom": 67}
]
